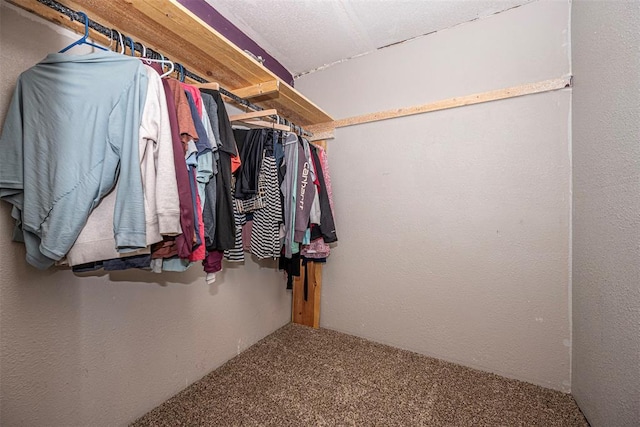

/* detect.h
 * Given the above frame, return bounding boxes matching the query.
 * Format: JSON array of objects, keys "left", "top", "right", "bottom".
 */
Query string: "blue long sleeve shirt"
[{"left": 0, "top": 51, "right": 148, "bottom": 269}]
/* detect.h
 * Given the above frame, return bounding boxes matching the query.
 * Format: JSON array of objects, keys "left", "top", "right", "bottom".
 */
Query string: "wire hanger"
[{"left": 59, "top": 11, "right": 108, "bottom": 53}]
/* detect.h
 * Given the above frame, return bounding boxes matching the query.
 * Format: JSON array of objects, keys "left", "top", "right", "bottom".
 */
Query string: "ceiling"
[{"left": 206, "top": 0, "right": 532, "bottom": 78}]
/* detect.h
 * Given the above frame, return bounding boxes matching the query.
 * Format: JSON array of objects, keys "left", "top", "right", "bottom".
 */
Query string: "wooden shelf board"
[{"left": 8, "top": 0, "right": 332, "bottom": 127}]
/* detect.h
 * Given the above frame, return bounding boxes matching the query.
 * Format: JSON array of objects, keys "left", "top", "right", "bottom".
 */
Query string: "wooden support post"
[{"left": 292, "top": 260, "right": 323, "bottom": 328}]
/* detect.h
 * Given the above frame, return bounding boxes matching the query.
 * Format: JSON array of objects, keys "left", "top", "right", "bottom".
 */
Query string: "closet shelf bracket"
[
  {"left": 232, "top": 80, "right": 280, "bottom": 99},
  {"left": 197, "top": 81, "right": 280, "bottom": 101},
  {"left": 308, "top": 129, "right": 335, "bottom": 142},
  {"left": 236, "top": 120, "right": 290, "bottom": 131},
  {"left": 230, "top": 109, "right": 279, "bottom": 122}
]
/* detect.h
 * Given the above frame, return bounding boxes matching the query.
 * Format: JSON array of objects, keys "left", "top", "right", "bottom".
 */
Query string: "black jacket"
[
  {"left": 200, "top": 89, "right": 237, "bottom": 250},
  {"left": 310, "top": 145, "right": 337, "bottom": 243}
]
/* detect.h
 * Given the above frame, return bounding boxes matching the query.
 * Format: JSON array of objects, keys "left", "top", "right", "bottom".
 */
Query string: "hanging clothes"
[
  {"left": 0, "top": 47, "right": 338, "bottom": 278},
  {"left": 184, "top": 90, "right": 212, "bottom": 263},
  {"left": 165, "top": 79, "right": 199, "bottom": 149},
  {"left": 65, "top": 64, "right": 180, "bottom": 266},
  {"left": 279, "top": 252, "right": 301, "bottom": 290},
  {"left": 153, "top": 64, "right": 195, "bottom": 261},
  {"left": 200, "top": 89, "right": 237, "bottom": 251},
  {"left": 250, "top": 154, "right": 283, "bottom": 259},
  {"left": 294, "top": 136, "right": 317, "bottom": 243},
  {"left": 305, "top": 144, "right": 337, "bottom": 245},
  {"left": 224, "top": 176, "right": 247, "bottom": 263},
  {"left": 0, "top": 51, "right": 148, "bottom": 269},
  {"left": 200, "top": 93, "right": 220, "bottom": 249},
  {"left": 281, "top": 132, "right": 299, "bottom": 258},
  {"left": 184, "top": 90, "right": 213, "bottom": 182},
  {"left": 235, "top": 128, "right": 266, "bottom": 200},
  {"left": 247, "top": 130, "right": 282, "bottom": 260},
  {"left": 233, "top": 129, "right": 267, "bottom": 213},
  {"left": 136, "top": 67, "right": 181, "bottom": 241},
  {"left": 181, "top": 83, "right": 203, "bottom": 116}
]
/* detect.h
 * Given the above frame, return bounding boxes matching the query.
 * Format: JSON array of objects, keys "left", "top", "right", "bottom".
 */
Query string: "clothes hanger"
[
  {"left": 176, "top": 63, "right": 186, "bottom": 82},
  {"left": 125, "top": 36, "right": 136, "bottom": 56},
  {"left": 139, "top": 44, "right": 175, "bottom": 79},
  {"left": 110, "top": 29, "right": 119, "bottom": 52},
  {"left": 118, "top": 34, "right": 175, "bottom": 79},
  {"left": 172, "top": 63, "right": 181, "bottom": 81},
  {"left": 171, "top": 63, "right": 187, "bottom": 82},
  {"left": 59, "top": 11, "right": 108, "bottom": 53},
  {"left": 112, "top": 29, "right": 125, "bottom": 54}
]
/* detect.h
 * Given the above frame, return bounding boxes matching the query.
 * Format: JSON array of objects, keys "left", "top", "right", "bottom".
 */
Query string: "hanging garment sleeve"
[
  {"left": 293, "top": 136, "right": 317, "bottom": 242},
  {"left": 161, "top": 78, "right": 195, "bottom": 259},
  {"left": 200, "top": 90, "right": 236, "bottom": 250},
  {"left": 310, "top": 146, "right": 337, "bottom": 243}
]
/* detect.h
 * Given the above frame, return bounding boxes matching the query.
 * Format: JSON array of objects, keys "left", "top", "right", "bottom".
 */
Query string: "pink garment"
[
  {"left": 318, "top": 147, "right": 335, "bottom": 212},
  {"left": 302, "top": 235, "right": 330, "bottom": 258},
  {"left": 302, "top": 146, "right": 335, "bottom": 259},
  {"left": 180, "top": 83, "right": 203, "bottom": 117}
]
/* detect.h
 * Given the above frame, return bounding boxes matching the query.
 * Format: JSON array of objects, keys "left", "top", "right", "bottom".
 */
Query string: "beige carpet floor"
[{"left": 132, "top": 323, "right": 588, "bottom": 426}]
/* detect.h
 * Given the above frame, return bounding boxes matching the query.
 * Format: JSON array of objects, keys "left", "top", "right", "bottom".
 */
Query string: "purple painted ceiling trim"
[{"left": 178, "top": 0, "right": 294, "bottom": 86}]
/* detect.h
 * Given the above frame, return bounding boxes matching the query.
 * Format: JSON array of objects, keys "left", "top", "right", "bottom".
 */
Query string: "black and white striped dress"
[
  {"left": 224, "top": 177, "right": 247, "bottom": 262},
  {"left": 250, "top": 155, "right": 282, "bottom": 259}
]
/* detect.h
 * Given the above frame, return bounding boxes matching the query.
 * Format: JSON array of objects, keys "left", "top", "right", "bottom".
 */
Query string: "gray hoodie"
[
  {"left": 281, "top": 132, "right": 299, "bottom": 257},
  {"left": 294, "top": 136, "right": 317, "bottom": 242}
]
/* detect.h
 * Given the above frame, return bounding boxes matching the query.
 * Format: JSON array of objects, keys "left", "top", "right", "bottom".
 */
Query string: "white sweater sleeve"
[{"left": 140, "top": 65, "right": 181, "bottom": 240}]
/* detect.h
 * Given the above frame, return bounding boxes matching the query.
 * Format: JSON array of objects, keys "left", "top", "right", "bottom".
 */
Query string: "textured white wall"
[
  {"left": 0, "top": 3, "right": 291, "bottom": 426},
  {"left": 297, "top": 0, "right": 572, "bottom": 391},
  {"left": 571, "top": 1, "right": 640, "bottom": 426}
]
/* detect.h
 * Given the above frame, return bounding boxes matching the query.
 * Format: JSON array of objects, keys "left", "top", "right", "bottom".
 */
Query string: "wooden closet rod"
[
  {"left": 29, "top": 0, "right": 313, "bottom": 137},
  {"left": 307, "top": 76, "right": 573, "bottom": 138}
]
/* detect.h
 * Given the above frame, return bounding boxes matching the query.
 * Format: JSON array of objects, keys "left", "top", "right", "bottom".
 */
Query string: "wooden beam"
[
  {"left": 234, "top": 120, "right": 290, "bottom": 132},
  {"left": 308, "top": 129, "right": 334, "bottom": 142},
  {"left": 231, "top": 80, "right": 280, "bottom": 99},
  {"left": 309, "top": 76, "right": 572, "bottom": 137},
  {"left": 311, "top": 263, "right": 322, "bottom": 328},
  {"left": 193, "top": 82, "right": 220, "bottom": 91},
  {"left": 292, "top": 261, "right": 322, "bottom": 329},
  {"left": 253, "top": 83, "right": 332, "bottom": 126},
  {"left": 229, "top": 109, "right": 278, "bottom": 122}
]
